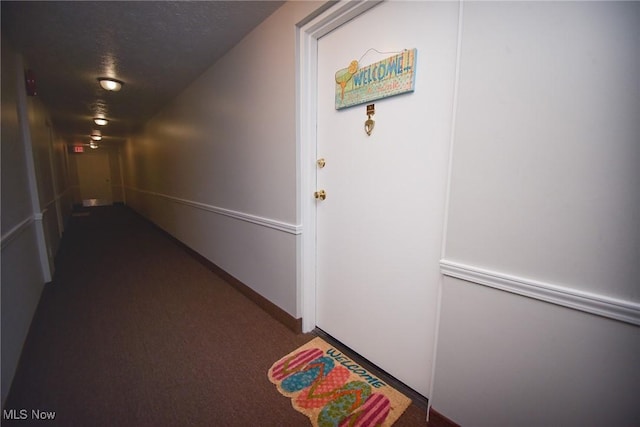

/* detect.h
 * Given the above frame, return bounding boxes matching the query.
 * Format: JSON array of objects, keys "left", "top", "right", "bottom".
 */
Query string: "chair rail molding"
[
  {"left": 440, "top": 259, "right": 640, "bottom": 326},
  {"left": 1, "top": 216, "right": 34, "bottom": 250},
  {"left": 125, "top": 186, "right": 301, "bottom": 235}
]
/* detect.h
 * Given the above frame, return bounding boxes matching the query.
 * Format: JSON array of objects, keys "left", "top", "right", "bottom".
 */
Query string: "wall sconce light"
[
  {"left": 93, "top": 117, "right": 108, "bottom": 126},
  {"left": 97, "top": 77, "right": 123, "bottom": 91},
  {"left": 90, "top": 130, "right": 102, "bottom": 141}
]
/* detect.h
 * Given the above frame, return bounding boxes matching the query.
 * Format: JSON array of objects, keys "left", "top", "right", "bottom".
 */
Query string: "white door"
[
  {"left": 315, "top": 1, "right": 459, "bottom": 396},
  {"left": 76, "top": 151, "right": 113, "bottom": 205}
]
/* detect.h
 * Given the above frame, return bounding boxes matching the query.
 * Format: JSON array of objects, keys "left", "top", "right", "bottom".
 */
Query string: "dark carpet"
[{"left": 3, "top": 205, "right": 427, "bottom": 426}]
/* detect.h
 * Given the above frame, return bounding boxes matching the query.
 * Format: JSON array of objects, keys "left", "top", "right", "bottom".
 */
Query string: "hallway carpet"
[{"left": 3, "top": 205, "right": 427, "bottom": 426}]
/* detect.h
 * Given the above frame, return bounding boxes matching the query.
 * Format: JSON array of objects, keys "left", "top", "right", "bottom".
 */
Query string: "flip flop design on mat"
[{"left": 268, "top": 337, "right": 410, "bottom": 427}]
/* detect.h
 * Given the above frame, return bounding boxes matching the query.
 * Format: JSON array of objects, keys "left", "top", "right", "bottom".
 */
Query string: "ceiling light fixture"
[
  {"left": 89, "top": 142, "right": 99, "bottom": 149},
  {"left": 93, "top": 117, "right": 108, "bottom": 126},
  {"left": 97, "top": 77, "right": 123, "bottom": 91},
  {"left": 90, "top": 130, "right": 102, "bottom": 141}
]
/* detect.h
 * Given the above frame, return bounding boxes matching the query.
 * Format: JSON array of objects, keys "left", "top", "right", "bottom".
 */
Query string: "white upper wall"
[
  {"left": 25, "top": 95, "right": 55, "bottom": 210},
  {"left": 126, "top": 1, "right": 324, "bottom": 225},
  {"left": 1, "top": 37, "right": 48, "bottom": 405},
  {"left": 1, "top": 38, "right": 33, "bottom": 232},
  {"left": 122, "top": 2, "right": 325, "bottom": 316},
  {"left": 433, "top": 2, "right": 640, "bottom": 424},
  {"left": 445, "top": 1, "right": 640, "bottom": 302}
]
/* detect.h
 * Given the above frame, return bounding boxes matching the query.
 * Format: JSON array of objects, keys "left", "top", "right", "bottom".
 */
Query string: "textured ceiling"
[{"left": 1, "top": 1, "right": 285, "bottom": 146}]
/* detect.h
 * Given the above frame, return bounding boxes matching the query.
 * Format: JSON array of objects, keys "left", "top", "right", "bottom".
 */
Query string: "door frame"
[{"left": 297, "top": 0, "right": 383, "bottom": 333}]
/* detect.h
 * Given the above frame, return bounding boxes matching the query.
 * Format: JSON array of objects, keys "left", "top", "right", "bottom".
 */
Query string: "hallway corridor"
[
  {"left": 3, "top": 205, "right": 427, "bottom": 426},
  {"left": 3, "top": 2, "right": 639, "bottom": 425}
]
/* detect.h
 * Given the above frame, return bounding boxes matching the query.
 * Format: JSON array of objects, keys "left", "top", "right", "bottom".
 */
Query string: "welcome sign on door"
[{"left": 334, "top": 48, "right": 417, "bottom": 109}]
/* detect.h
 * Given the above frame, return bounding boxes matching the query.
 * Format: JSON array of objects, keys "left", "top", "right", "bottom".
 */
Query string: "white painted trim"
[
  {"left": 46, "top": 123, "right": 65, "bottom": 237},
  {"left": 297, "top": 0, "right": 384, "bottom": 333},
  {"left": 42, "top": 197, "right": 57, "bottom": 211},
  {"left": 0, "top": 212, "right": 55, "bottom": 283},
  {"left": 429, "top": 0, "right": 465, "bottom": 415},
  {"left": 15, "top": 53, "right": 52, "bottom": 283},
  {"left": 15, "top": 58, "right": 41, "bottom": 216},
  {"left": 125, "top": 187, "right": 301, "bottom": 235},
  {"left": 440, "top": 259, "right": 640, "bottom": 326},
  {"left": 1, "top": 216, "right": 34, "bottom": 250},
  {"left": 118, "top": 147, "right": 127, "bottom": 205}
]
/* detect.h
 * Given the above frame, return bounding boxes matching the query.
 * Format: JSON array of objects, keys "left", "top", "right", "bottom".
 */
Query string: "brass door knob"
[{"left": 314, "top": 190, "right": 326, "bottom": 200}]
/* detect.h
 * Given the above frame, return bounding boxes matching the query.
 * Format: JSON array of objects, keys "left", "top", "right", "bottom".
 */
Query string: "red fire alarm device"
[{"left": 25, "top": 69, "right": 37, "bottom": 96}]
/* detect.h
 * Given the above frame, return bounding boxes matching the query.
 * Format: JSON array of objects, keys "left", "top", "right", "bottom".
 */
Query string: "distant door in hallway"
[
  {"left": 315, "top": 1, "right": 458, "bottom": 396},
  {"left": 76, "top": 152, "right": 113, "bottom": 206}
]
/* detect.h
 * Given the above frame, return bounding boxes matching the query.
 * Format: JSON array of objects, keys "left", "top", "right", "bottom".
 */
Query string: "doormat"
[{"left": 268, "top": 337, "right": 411, "bottom": 426}]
